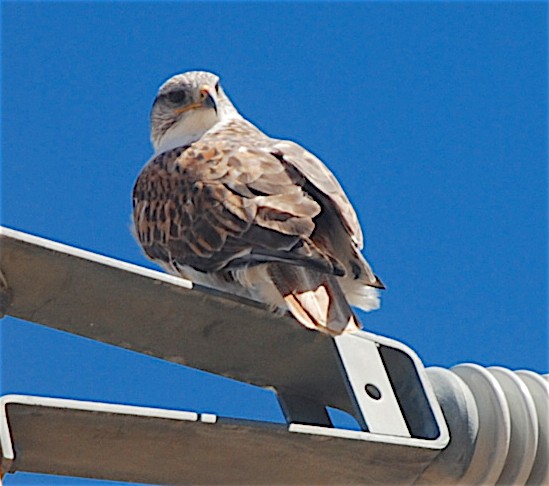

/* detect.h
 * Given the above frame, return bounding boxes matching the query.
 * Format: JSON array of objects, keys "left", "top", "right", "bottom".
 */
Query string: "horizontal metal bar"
[
  {"left": 0, "top": 395, "right": 440, "bottom": 485},
  {"left": 0, "top": 226, "right": 352, "bottom": 413},
  {"left": 0, "top": 226, "right": 448, "bottom": 447}
]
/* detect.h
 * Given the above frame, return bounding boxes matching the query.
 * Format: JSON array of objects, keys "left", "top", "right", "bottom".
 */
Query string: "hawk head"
[{"left": 150, "top": 71, "right": 238, "bottom": 154}]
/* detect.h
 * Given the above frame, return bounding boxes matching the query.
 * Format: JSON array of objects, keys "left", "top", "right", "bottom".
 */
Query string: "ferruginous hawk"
[{"left": 133, "top": 71, "right": 384, "bottom": 335}]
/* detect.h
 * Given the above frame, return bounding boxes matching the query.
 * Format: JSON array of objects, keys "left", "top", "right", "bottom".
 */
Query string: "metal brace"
[{"left": 277, "top": 330, "right": 444, "bottom": 442}]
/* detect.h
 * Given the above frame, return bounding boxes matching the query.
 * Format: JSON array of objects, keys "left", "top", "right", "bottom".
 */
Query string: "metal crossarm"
[
  {"left": 2, "top": 227, "right": 546, "bottom": 485},
  {"left": 0, "top": 226, "right": 448, "bottom": 445}
]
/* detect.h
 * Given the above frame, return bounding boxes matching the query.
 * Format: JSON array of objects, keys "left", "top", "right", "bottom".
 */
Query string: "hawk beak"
[{"left": 173, "top": 85, "right": 217, "bottom": 116}]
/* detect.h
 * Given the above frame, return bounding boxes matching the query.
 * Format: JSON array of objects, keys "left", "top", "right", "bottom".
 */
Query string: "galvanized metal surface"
[
  {"left": 2, "top": 227, "right": 547, "bottom": 485},
  {"left": 0, "top": 226, "right": 448, "bottom": 445},
  {"left": 0, "top": 395, "right": 438, "bottom": 485},
  {"left": 0, "top": 226, "right": 352, "bottom": 412}
]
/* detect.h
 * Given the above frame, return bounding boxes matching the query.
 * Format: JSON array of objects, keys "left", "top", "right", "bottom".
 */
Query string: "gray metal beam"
[
  {"left": 0, "top": 226, "right": 351, "bottom": 413},
  {"left": 0, "top": 228, "right": 448, "bottom": 442},
  {"left": 0, "top": 395, "right": 439, "bottom": 485},
  {"left": 0, "top": 226, "right": 446, "bottom": 439},
  {"left": 1, "top": 227, "right": 547, "bottom": 485},
  {"left": 0, "top": 226, "right": 452, "bottom": 479}
]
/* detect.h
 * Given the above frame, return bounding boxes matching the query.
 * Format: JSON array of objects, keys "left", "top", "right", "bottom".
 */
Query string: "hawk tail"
[{"left": 267, "top": 264, "right": 361, "bottom": 335}]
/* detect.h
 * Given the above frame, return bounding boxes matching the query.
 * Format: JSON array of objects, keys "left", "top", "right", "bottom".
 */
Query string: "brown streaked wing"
[
  {"left": 271, "top": 140, "right": 364, "bottom": 250},
  {"left": 132, "top": 137, "right": 342, "bottom": 275}
]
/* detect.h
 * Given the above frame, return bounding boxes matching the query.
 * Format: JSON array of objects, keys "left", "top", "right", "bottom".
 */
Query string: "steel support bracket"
[{"left": 278, "top": 330, "right": 448, "bottom": 448}]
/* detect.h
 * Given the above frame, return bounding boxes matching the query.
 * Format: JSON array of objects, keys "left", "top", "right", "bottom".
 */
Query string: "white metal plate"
[{"left": 335, "top": 334, "right": 410, "bottom": 437}]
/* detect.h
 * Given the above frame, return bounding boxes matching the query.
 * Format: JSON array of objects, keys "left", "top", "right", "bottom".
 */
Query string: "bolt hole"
[{"left": 365, "top": 383, "right": 382, "bottom": 400}]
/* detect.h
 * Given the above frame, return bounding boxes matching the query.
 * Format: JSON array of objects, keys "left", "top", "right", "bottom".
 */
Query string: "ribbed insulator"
[{"left": 417, "top": 364, "right": 548, "bottom": 485}]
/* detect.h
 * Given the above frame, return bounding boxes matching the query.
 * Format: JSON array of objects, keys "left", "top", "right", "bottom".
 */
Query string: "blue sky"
[{"left": 2, "top": 2, "right": 547, "bottom": 484}]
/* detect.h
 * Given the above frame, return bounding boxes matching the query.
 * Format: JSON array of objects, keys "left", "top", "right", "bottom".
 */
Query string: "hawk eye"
[{"left": 167, "top": 90, "right": 187, "bottom": 104}]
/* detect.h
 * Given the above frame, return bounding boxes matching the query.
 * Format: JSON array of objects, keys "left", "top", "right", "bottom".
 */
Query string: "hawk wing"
[
  {"left": 133, "top": 138, "right": 344, "bottom": 277},
  {"left": 271, "top": 139, "right": 381, "bottom": 288},
  {"left": 271, "top": 140, "right": 364, "bottom": 250},
  {"left": 133, "top": 123, "right": 379, "bottom": 334}
]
